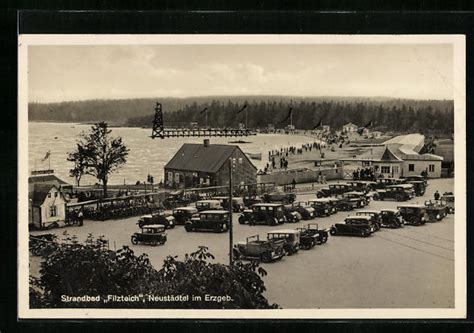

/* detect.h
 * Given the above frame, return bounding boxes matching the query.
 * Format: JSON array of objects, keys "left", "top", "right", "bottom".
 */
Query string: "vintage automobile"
[
  {"left": 238, "top": 203, "right": 286, "bottom": 226},
  {"left": 262, "top": 192, "right": 296, "bottom": 204},
  {"left": 373, "top": 184, "right": 415, "bottom": 201},
  {"left": 316, "top": 183, "right": 351, "bottom": 198},
  {"left": 172, "top": 206, "right": 198, "bottom": 225},
  {"left": 380, "top": 209, "right": 404, "bottom": 228},
  {"left": 424, "top": 200, "right": 449, "bottom": 222},
  {"left": 185, "top": 210, "right": 229, "bottom": 232},
  {"left": 407, "top": 180, "right": 426, "bottom": 196},
  {"left": 306, "top": 198, "right": 333, "bottom": 216},
  {"left": 282, "top": 206, "right": 302, "bottom": 223},
  {"left": 397, "top": 204, "right": 429, "bottom": 226},
  {"left": 329, "top": 216, "right": 373, "bottom": 237},
  {"left": 441, "top": 192, "right": 455, "bottom": 213},
  {"left": 267, "top": 229, "right": 301, "bottom": 255},
  {"left": 131, "top": 224, "right": 167, "bottom": 246},
  {"left": 346, "top": 181, "right": 376, "bottom": 194},
  {"left": 401, "top": 175, "right": 427, "bottom": 186},
  {"left": 355, "top": 210, "right": 382, "bottom": 231},
  {"left": 195, "top": 199, "right": 223, "bottom": 212},
  {"left": 211, "top": 196, "right": 245, "bottom": 212},
  {"left": 242, "top": 195, "right": 263, "bottom": 207},
  {"left": 340, "top": 191, "right": 368, "bottom": 209},
  {"left": 287, "top": 202, "right": 316, "bottom": 220},
  {"left": 233, "top": 235, "right": 285, "bottom": 263},
  {"left": 137, "top": 212, "right": 176, "bottom": 229},
  {"left": 372, "top": 177, "right": 405, "bottom": 190},
  {"left": 297, "top": 223, "right": 329, "bottom": 249},
  {"left": 162, "top": 190, "right": 191, "bottom": 209}
]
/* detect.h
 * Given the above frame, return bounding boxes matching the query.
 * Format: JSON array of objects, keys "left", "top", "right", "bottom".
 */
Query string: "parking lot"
[{"left": 30, "top": 178, "right": 455, "bottom": 309}]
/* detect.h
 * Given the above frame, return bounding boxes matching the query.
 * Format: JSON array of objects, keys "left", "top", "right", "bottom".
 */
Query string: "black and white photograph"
[{"left": 18, "top": 34, "right": 466, "bottom": 319}]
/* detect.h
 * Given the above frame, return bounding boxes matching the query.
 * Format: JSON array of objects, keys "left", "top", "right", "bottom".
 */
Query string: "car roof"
[
  {"left": 142, "top": 224, "right": 165, "bottom": 229},
  {"left": 268, "top": 229, "right": 300, "bottom": 234},
  {"left": 397, "top": 204, "right": 425, "bottom": 208},
  {"left": 141, "top": 214, "right": 153, "bottom": 218},
  {"left": 346, "top": 215, "right": 371, "bottom": 220},
  {"left": 197, "top": 199, "right": 221, "bottom": 203},
  {"left": 344, "top": 191, "right": 365, "bottom": 195},
  {"left": 200, "top": 210, "right": 228, "bottom": 214},
  {"left": 174, "top": 206, "right": 198, "bottom": 211},
  {"left": 329, "top": 183, "right": 348, "bottom": 186},
  {"left": 357, "top": 210, "right": 381, "bottom": 214},
  {"left": 253, "top": 203, "right": 283, "bottom": 207},
  {"left": 382, "top": 209, "right": 399, "bottom": 213},
  {"left": 387, "top": 184, "right": 413, "bottom": 188},
  {"left": 308, "top": 198, "right": 331, "bottom": 203}
]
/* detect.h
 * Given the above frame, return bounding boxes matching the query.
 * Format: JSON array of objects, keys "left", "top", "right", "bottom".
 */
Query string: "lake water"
[{"left": 28, "top": 122, "right": 319, "bottom": 186}]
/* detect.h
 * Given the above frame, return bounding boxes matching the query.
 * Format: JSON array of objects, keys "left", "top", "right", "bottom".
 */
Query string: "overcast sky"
[{"left": 28, "top": 44, "right": 453, "bottom": 103}]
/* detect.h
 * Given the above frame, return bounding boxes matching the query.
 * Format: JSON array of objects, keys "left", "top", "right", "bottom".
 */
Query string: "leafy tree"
[
  {"left": 68, "top": 122, "right": 129, "bottom": 197},
  {"left": 66, "top": 144, "right": 89, "bottom": 186},
  {"left": 29, "top": 234, "right": 277, "bottom": 309}
]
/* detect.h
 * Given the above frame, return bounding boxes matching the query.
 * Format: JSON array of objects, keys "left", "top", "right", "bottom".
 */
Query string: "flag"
[
  {"left": 279, "top": 107, "right": 293, "bottom": 124},
  {"left": 357, "top": 120, "right": 373, "bottom": 135},
  {"left": 237, "top": 104, "right": 247, "bottom": 114},
  {"left": 42, "top": 150, "right": 50, "bottom": 161},
  {"left": 200, "top": 107, "right": 208, "bottom": 114},
  {"left": 312, "top": 120, "right": 322, "bottom": 130}
]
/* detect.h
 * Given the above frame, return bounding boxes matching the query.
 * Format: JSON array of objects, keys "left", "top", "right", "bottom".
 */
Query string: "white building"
[
  {"left": 29, "top": 184, "right": 68, "bottom": 229},
  {"left": 342, "top": 122, "right": 358, "bottom": 133}
]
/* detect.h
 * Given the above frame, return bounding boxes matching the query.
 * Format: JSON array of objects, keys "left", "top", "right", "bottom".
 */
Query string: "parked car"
[
  {"left": 238, "top": 203, "right": 286, "bottom": 226},
  {"left": 329, "top": 216, "right": 373, "bottom": 237},
  {"left": 262, "top": 192, "right": 296, "bottom": 204},
  {"left": 397, "top": 204, "right": 429, "bottom": 226},
  {"left": 162, "top": 190, "right": 191, "bottom": 209},
  {"left": 233, "top": 234, "right": 285, "bottom": 263},
  {"left": 374, "top": 184, "right": 415, "bottom": 201},
  {"left": 307, "top": 198, "right": 333, "bottom": 216},
  {"left": 340, "top": 191, "right": 368, "bottom": 209},
  {"left": 137, "top": 212, "right": 176, "bottom": 229},
  {"left": 380, "top": 209, "right": 404, "bottom": 228},
  {"left": 172, "top": 206, "right": 198, "bottom": 225},
  {"left": 441, "top": 192, "right": 455, "bottom": 213},
  {"left": 424, "top": 200, "right": 449, "bottom": 222},
  {"left": 407, "top": 180, "right": 426, "bottom": 196},
  {"left": 185, "top": 210, "right": 229, "bottom": 232},
  {"left": 282, "top": 206, "right": 302, "bottom": 223},
  {"left": 211, "top": 196, "right": 245, "bottom": 212},
  {"left": 373, "top": 177, "right": 405, "bottom": 189},
  {"left": 242, "top": 195, "right": 263, "bottom": 207},
  {"left": 401, "top": 175, "right": 427, "bottom": 186},
  {"left": 131, "top": 224, "right": 167, "bottom": 246},
  {"left": 297, "top": 223, "right": 329, "bottom": 249},
  {"left": 327, "top": 198, "right": 344, "bottom": 213},
  {"left": 316, "top": 183, "right": 351, "bottom": 198},
  {"left": 267, "top": 229, "right": 301, "bottom": 255},
  {"left": 355, "top": 210, "right": 382, "bottom": 231},
  {"left": 195, "top": 199, "right": 223, "bottom": 212},
  {"left": 346, "top": 181, "right": 376, "bottom": 193},
  {"left": 287, "top": 202, "right": 316, "bottom": 220}
]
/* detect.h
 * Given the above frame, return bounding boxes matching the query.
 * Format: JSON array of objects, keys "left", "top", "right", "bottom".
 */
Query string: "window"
[
  {"left": 392, "top": 166, "right": 399, "bottom": 173},
  {"left": 48, "top": 192, "right": 51, "bottom": 198},
  {"left": 408, "top": 164, "right": 415, "bottom": 172},
  {"left": 54, "top": 192, "right": 58, "bottom": 197},
  {"left": 381, "top": 166, "right": 390, "bottom": 174},
  {"left": 49, "top": 205, "right": 57, "bottom": 217},
  {"left": 429, "top": 164, "right": 435, "bottom": 172},
  {"left": 238, "top": 158, "right": 243, "bottom": 164}
]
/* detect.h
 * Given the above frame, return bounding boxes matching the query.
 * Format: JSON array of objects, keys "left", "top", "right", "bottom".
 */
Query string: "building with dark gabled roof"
[
  {"left": 164, "top": 139, "right": 257, "bottom": 189},
  {"left": 29, "top": 184, "right": 68, "bottom": 229}
]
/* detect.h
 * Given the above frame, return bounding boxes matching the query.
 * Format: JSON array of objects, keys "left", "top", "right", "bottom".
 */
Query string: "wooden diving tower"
[{"left": 151, "top": 102, "right": 256, "bottom": 139}]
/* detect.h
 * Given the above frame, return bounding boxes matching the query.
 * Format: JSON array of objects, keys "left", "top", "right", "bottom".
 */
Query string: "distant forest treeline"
[
  {"left": 128, "top": 99, "right": 454, "bottom": 135},
  {"left": 29, "top": 96, "right": 454, "bottom": 135}
]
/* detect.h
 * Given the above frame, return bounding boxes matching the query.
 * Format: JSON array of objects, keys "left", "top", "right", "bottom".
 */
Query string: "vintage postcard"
[{"left": 18, "top": 34, "right": 466, "bottom": 319}]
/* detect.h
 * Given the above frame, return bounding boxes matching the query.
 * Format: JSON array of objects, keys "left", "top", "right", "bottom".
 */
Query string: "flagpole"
[{"left": 245, "top": 108, "right": 248, "bottom": 128}]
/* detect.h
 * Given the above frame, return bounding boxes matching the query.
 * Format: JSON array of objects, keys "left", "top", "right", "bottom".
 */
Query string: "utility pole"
[
  {"left": 245, "top": 108, "right": 248, "bottom": 129},
  {"left": 228, "top": 158, "right": 234, "bottom": 266}
]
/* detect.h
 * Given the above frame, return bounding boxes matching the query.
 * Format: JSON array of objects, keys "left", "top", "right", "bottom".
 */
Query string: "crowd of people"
[{"left": 352, "top": 167, "right": 377, "bottom": 181}]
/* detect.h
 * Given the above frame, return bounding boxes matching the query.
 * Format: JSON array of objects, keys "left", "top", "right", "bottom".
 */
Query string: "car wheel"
[
  {"left": 261, "top": 252, "right": 272, "bottom": 263},
  {"left": 361, "top": 230, "right": 370, "bottom": 237},
  {"left": 238, "top": 216, "right": 246, "bottom": 224},
  {"left": 316, "top": 192, "right": 323, "bottom": 198},
  {"left": 233, "top": 248, "right": 241, "bottom": 259},
  {"left": 396, "top": 194, "right": 403, "bottom": 201},
  {"left": 329, "top": 228, "right": 337, "bottom": 236},
  {"left": 151, "top": 239, "right": 158, "bottom": 246},
  {"left": 322, "top": 236, "right": 328, "bottom": 243},
  {"left": 131, "top": 236, "right": 138, "bottom": 245},
  {"left": 185, "top": 224, "right": 193, "bottom": 232},
  {"left": 213, "top": 224, "right": 222, "bottom": 233}
]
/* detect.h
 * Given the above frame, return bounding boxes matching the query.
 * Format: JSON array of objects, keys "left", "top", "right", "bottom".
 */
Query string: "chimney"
[{"left": 203, "top": 139, "right": 210, "bottom": 147}]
